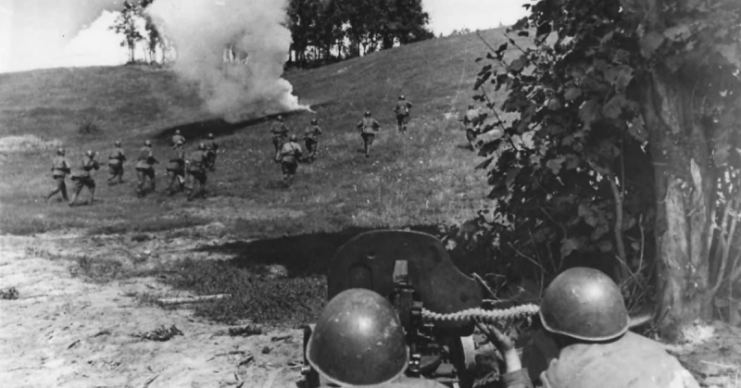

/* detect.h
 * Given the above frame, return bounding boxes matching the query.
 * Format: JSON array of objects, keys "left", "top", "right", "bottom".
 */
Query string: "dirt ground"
[
  {"left": 0, "top": 233, "right": 306, "bottom": 388},
  {"left": 1, "top": 230, "right": 740, "bottom": 388}
]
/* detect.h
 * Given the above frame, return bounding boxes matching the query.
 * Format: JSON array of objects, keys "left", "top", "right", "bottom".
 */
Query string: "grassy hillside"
[{"left": 0, "top": 28, "right": 526, "bottom": 237}]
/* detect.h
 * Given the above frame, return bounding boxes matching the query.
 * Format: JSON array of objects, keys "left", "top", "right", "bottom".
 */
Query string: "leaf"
[
  {"left": 578, "top": 99, "right": 601, "bottom": 129},
  {"left": 663, "top": 24, "right": 691, "bottom": 42},
  {"left": 591, "top": 224, "right": 609, "bottom": 240},
  {"left": 518, "top": 30, "right": 530, "bottom": 37},
  {"left": 474, "top": 71, "right": 492, "bottom": 90},
  {"left": 639, "top": 32, "right": 665, "bottom": 58},
  {"left": 602, "top": 94, "right": 627, "bottom": 120},
  {"left": 547, "top": 98, "right": 562, "bottom": 111},
  {"left": 718, "top": 43, "right": 741, "bottom": 68},
  {"left": 496, "top": 42, "right": 508, "bottom": 58},
  {"left": 597, "top": 240, "right": 613, "bottom": 252},
  {"left": 564, "top": 87, "right": 582, "bottom": 101},
  {"left": 627, "top": 115, "right": 649, "bottom": 143},
  {"left": 508, "top": 54, "right": 529, "bottom": 73},
  {"left": 578, "top": 204, "right": 599, "bottom": 227},
  {"left": 536, "top": 22, "right": 552, "bottom": 40},
  {"left": 546, "top": 156, "right": 566, "bottom": 175},
  {"left": 603, "top": 65, "right": 633, "bottom": 90},
  {"left": 561, "top": 238, "right": 581, "bottom": 258}
]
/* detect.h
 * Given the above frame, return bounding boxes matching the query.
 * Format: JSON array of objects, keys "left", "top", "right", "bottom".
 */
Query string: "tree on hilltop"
[
  {"left": 110, "top": 1, "right": 144, "bottom": 64},
  {"left": 474, "top": 0, "right": 741, "bottom": 337}
]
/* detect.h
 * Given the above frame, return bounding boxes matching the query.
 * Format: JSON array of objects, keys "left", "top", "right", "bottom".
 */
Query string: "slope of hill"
[{"left": 0, "top": 28, "right": 525, "bottom": 238}]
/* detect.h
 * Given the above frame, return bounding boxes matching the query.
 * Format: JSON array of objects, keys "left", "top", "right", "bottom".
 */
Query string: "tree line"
[
  {"left": 109, "top": 0, "right": 434, "bottom": 68},
  {"left": 287, "top": 0, "right": 434, "bottom": 68}
]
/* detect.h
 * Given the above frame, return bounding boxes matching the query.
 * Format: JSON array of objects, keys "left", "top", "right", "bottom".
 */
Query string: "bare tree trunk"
[{"left": 640, "top": 70, "right": 715, "bottom": 340}]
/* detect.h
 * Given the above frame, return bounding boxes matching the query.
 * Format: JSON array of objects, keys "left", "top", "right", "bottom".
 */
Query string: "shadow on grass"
[
  {"left": 154, "top": 108, "right": 318, "bottom": 144},
  {"left": 195, "top": 225, "right": 441, "bottom": 277}
]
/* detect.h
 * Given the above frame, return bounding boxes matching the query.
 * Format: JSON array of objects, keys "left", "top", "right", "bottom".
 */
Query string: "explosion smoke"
[
  {"left": 146, "top": 0, "right": 305, "bottom": 121},
  {"left": 1, "top": 0, "right": 123, "bottom": 72}
]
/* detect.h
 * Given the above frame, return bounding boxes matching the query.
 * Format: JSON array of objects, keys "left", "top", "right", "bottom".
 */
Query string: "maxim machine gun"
[{"left": 300, "top": 230, "right": 538, "bottom": 388}]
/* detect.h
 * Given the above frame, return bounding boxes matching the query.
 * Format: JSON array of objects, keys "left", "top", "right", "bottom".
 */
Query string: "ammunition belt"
[{"left": 421, "top": 304, "right": 539, "bottom": 323}]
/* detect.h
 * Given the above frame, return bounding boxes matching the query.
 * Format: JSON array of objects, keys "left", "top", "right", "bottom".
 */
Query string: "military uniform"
[
  {"left": 69, "top": 153, "right": 100, "bottom": 206},
  {"left": 277, "top": 139, "right": 302, "bottom": 182},
  {"left": 270, "top": 119, "right": 290, "bottom": 153},
  {"left": 480, "top": 268, "right": 700, "bottom": 388},
  {"left": 303, "top": 124, "right": 323, "bottom": 161},
  {"left": 46, "top": 154, "right": 71, "bottom": 203},
  {"left": 135, "top": 144, "right": 158, "bottom": 196},
  {"left": 165, "top": 151, "right": 186, "bottom": 195},
  {"left": 186, "top": 148, "right": 208, "bottom": 200},
  {"left": 107, "top": 145, "right": 126, "bottom": 184},
  {"left": 204, "top": 138, "right": 218, "bottom": 171},
  {"left": 357, "top": 115, "right": 380, "bottom": 157},
  {"left": 171, "top": 134, "right": 186, "bottom": 149},
  {"left": 394, "top": 99, "right": 413, "bottom": 133},
  {"left": 463, "top": 107, "right": 481, "bottom": 149}
]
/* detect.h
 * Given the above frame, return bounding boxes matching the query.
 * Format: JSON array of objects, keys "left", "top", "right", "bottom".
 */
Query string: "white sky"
[
  {"left": 0, "top": 0, "right": 530, "bottom": 73},
  {"left": 424, "top": 0, "right": 529, "bottom": 36}
]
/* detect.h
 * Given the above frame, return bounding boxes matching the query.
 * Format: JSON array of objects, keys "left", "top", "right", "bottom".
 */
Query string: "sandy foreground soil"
[
  {"left": 1, "top": 230, "right": 740, "bottom": 388},
  {"left": 0, "top": 233, "right": 305, "bottom": 388}
]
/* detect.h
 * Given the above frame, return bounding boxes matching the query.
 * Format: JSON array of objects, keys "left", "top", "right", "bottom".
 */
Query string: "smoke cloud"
[
  {"left": 1, "top": 0, "right": 123, "bottom": 72},
  {"left": 146, "top": 0, "right": 305, "bottom": 121}
]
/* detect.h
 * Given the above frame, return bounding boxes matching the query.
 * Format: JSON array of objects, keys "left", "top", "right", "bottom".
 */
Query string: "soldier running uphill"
[
  {"left": 171, "top": 129, "right": 186, "bottom": 150},
  {"left": 303, "top": 118, "right": 323, "bottom": 162},
  {"left": 357, "top": 111, "right": 380, "bottom": 158},
  {"left": 186, "top": 143, "right": 208, "bottom": 200},
  {"left": 393, "top": 95, "right": 413, "bottom": 133},
  {"left": 107, "top": 140, "right": 126, "bottom": 185},
  {"left": 165, "top": 150, "right": 186, "bottom": 195},
  {"left": 46, "top": 148, "right": 71, "bottom": 204},
  {"left": 204, "top": 133, "right": 219, "bottom": 171},
  {"left": 277, "top": 134, "right": 302, "bottom": 184},
  {"left": 270, "top": 115, "right": 289, "bottom": 154},
  {"left": 69, "top": 150, "right": 100, "bottom": 206},
  {"left": 463, "top": 104, "right": 482, "bottom": 150},
  {"left": 135, "top": 140, "right": 158, "bottom": 197}
]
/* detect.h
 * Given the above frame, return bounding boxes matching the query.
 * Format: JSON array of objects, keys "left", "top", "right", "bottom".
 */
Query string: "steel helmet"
[
  {"left": 85, "top": 150, "right": 94, "bottom": 157},
  {"left": 468, "top": 104, "right": 474, "bottom": 109},
  {"left": 311, "top": 119, "right": 318, "bottom": 125},
  {"left": 364, "top": 111, "right": 371, "bottom": 117},
  {"left": 540, "top": 267, "right": 629, "bottom": 341},
  {"left": 208, "top": 133, "right": 214, "bottom": 139},
  {"left": 144, "top": 140, "right": 152, "bottom": 147},
  {"left": 57, "top": 148, "right": 65, "bottom": 156},
  {"left": 198, "top": 142, "right": 206, "bottom": 150},
  {"left": 307, "top": 288, "right": 409, "bottom": 386},
  {"left": 114, "top": 140, "right": 121, "bottom": 147},
  {"left": 289, "top": 134, "right": 298, "bottom": 141},
  {"left": 399, "top": 95, "right": 405, "bottom": 100},
  {"left": 277, "top": 115, "right": 283, "bottom": 121},
  {"left": 175, "top": 129, "right": 181, "bottom": 135}
]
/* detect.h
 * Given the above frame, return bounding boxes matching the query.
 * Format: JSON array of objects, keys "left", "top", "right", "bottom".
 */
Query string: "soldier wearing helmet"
[
  {"left": 107, "top": 140, "right": 126, "bottom": 185},
  {"left": 69, "top": 150, "right": 100, "bottom": 206},
  {"left": 477, "top": 267, "right": 700, "bottom": 388},
  {"left": 305, "top": 288, "right": 448, "bottom": 388},
  {"left": 462, "top": 104, "right": 482, "bottom": 150},
  {"left": 303, "top": 118, "right": 323, "bottom": 162},
  {"left": 46, "top": 148, "right": 71, "bottom": 204},
  {"left": 171, "top": 129, "right": 186, "bottom": 150},
  {"left": 204, "top": 133, "right": 219, "bottom": 171},
  {"left": 276, "top": 133, "right": 302, "bottom": 184},
  {"left": 165, "top": 149, "right": 187, "bottom": 196},
  {"left": 135, "top": 140, "right": 158, "bottom": 197},
  {"left": 393, "top": 94, "right": 413, "bottom": 133},
  {"left": 185, "top": 142, "right": 208, "bottom": 200},
  {"left": 356, "top": 111, "right": 380, "bottom": 158},
  {"left": 270, "top": 115, "right": 290, "bottom": 154}
]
